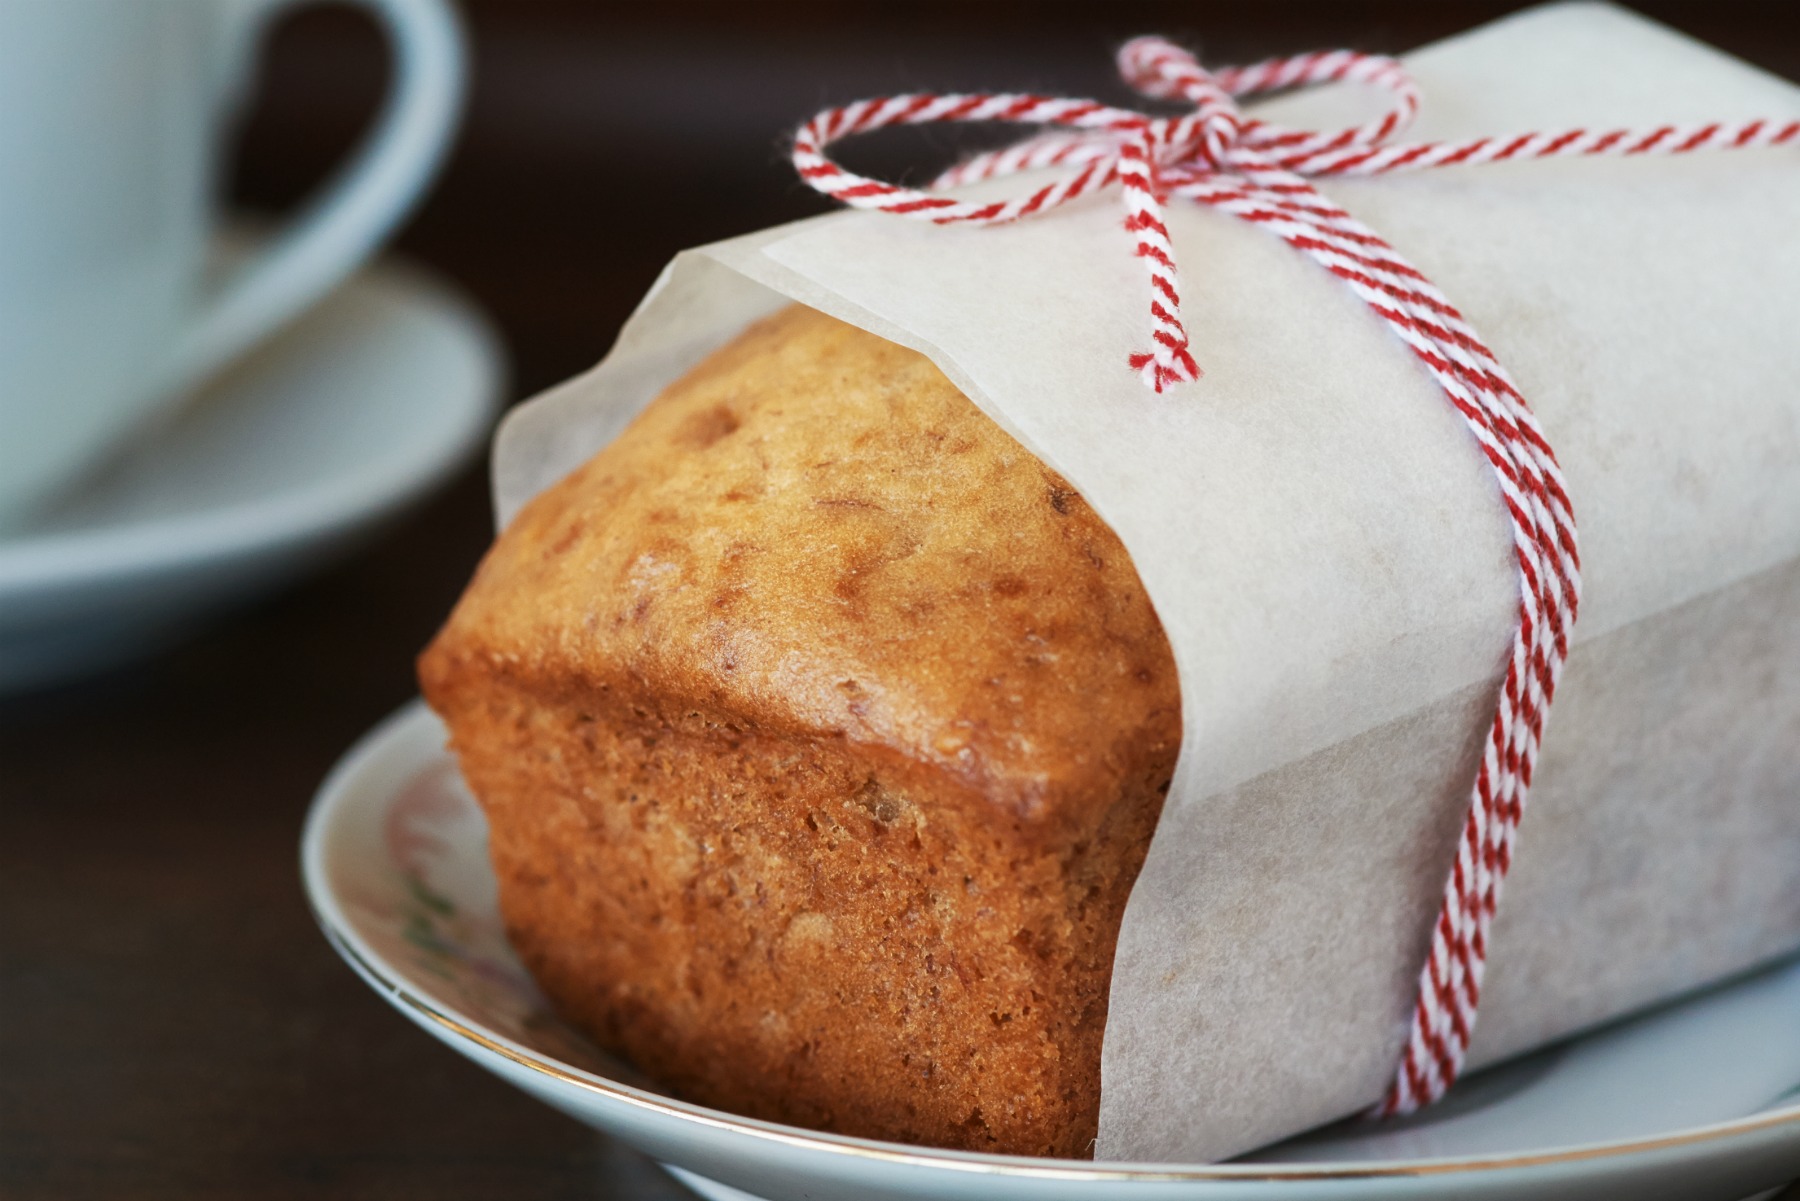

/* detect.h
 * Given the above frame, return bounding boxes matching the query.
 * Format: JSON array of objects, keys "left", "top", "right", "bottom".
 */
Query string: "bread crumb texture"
[{"left": 420, "top": 305, "right": 1181, "bottom": 1157}]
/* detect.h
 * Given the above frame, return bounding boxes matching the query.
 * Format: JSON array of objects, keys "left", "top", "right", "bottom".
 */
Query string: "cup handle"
[{"left": 162, "top": 0, "right": 466, "bottom": 393}]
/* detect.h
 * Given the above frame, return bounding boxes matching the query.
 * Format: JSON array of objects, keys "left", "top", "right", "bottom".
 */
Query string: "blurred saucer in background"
[{"left": 0, "top": 251, "right": 503, "bottom": 696}]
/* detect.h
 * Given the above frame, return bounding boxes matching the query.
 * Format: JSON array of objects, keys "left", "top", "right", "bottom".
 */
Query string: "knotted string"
[{"left": 791, "top": 37, "right": 1795, "bottom": 1115}]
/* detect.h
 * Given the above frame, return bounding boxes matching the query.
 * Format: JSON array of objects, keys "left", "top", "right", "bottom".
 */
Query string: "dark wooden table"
[{"left": 4, "top": 4, "right": 1797, "bottom": 1197}]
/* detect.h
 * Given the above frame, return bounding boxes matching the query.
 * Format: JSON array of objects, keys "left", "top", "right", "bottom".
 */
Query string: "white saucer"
[
  {"left": 303, "top": 702, "right": 1800, "bottom": 1201},
  {"left": 0, "top": 257, "right": 503, "bottom": 694}
]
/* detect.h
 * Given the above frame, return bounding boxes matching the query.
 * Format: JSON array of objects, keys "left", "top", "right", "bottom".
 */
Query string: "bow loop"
[
  {"left": 793, "top": 85, "right": 1201, "bottom": 390},
  {"left": 1121, "top": 40, "right": 1426, "bottom": 176},
  {"left": 792, "top": 40, "right": 1456, "bottom": 392},
  {"left": 1232, "top": 51, "right": 1421, "bottom": 173},
  {"left": 1118, "top": 38, "right": 1245, "bottom": 173}
]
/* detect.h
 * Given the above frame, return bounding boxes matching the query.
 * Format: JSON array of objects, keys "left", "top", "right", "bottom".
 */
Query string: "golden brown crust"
[{"left": 420, "top": 305, "right": 1181, "bottom": 1156}]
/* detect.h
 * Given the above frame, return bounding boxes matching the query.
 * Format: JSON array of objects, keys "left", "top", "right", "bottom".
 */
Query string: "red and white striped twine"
[{"left": 792, "top": 38, "right": 1797, "bottom": 1116}]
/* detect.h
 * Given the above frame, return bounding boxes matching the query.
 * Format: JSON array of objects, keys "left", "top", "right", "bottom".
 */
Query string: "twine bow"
[{"left": 792, "top": 38, "right": 1796, "bottom": 1115}]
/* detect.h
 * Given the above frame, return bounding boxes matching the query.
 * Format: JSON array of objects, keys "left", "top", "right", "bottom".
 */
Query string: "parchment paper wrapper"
[{"left": 488, "top": 2, "right": 1800, "bottom": 1163}]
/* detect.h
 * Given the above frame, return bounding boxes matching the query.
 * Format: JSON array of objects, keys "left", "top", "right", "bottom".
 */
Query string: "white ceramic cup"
[{"left": 0, "top": 0, "right": 464, "bottom": 527}]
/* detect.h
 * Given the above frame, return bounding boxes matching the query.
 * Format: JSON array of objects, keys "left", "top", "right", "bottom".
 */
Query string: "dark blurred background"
[{"left": 5, "top": 3, "right": 1799, "bottom": 1198}]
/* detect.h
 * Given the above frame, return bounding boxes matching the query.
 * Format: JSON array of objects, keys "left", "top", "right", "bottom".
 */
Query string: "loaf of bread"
[{"left": 420, "top": 305, "right": 1182, "bottom": 1157}]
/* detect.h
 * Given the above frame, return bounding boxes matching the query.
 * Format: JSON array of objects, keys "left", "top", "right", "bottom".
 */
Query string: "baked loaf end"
[{"left": 420, "top": 305, "right": 1181, "bottom": 1157}]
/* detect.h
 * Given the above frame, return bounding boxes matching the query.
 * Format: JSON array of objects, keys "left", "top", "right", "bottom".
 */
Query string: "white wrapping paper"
[{"left": 489, "top": 3, "right": 1800, "bottom": 1162}]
